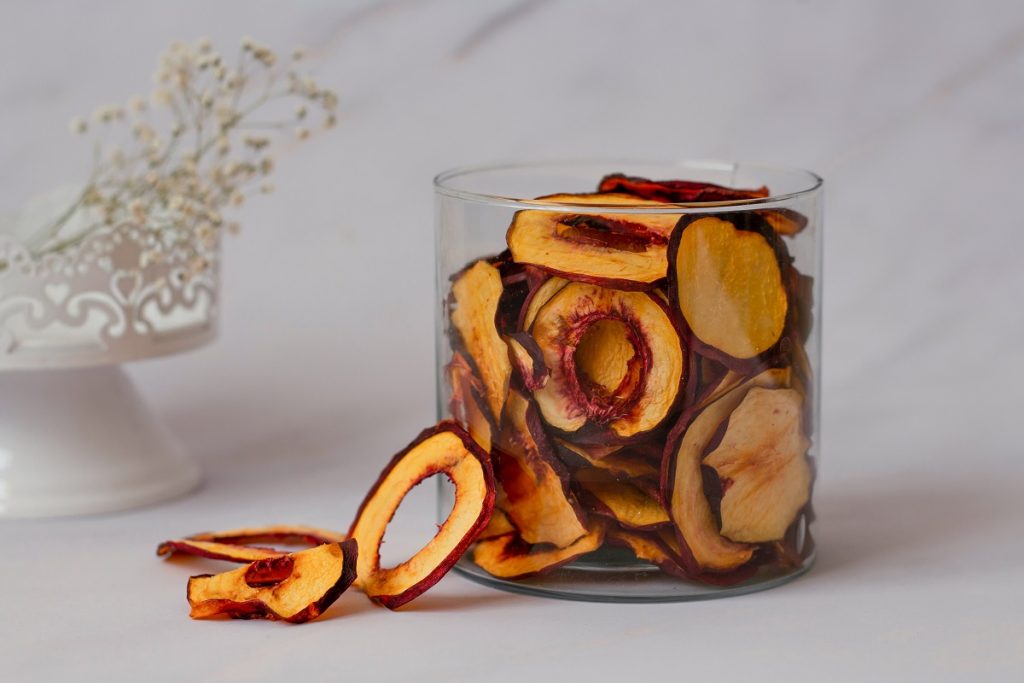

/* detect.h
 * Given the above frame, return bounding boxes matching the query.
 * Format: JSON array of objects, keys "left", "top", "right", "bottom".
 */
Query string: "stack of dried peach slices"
[{"left": 157, "top": 174, "right": 815, "bottom": 622}]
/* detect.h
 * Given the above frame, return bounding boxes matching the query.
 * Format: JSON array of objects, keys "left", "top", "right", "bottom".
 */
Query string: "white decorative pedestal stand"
[{"left": 0, "top": 224, "right": 218, "bottom": 517}]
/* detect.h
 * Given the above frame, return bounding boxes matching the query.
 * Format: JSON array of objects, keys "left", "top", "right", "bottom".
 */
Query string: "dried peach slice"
[
  {"left": 670, "top": 213, "right": 789, "bottom": 361},
  {"left": 157, "top": 524, "right": 347, "bottom": 563},
  {"left": 185, "top": 525, "right": 347, "bottom": 546},
  {"left": 450, "top": 260, "right": 512, "bottom": 421},
  {"left": 597, "top": 174, "right": 770, "bottom": 203},
  {"left": 348, "top": 422, "right": 495, "bottom": 609},
  {"left": 555, "top": 439, "right": 659, "bottom": 479},
  {"left": 704, "top": 387, "right": 811, "bottom": 542},
  {"left": 472, "top": 522, "right": 605, "bottom": 579},
  {"left": 531, "top": 281, "right": 684, "bottom": 439},
  {"left": 447, "top": 351, "right": 494, "bottom": 452},
  {"left": 186, "top": 541, "right": 358, "bottom": 623},
  {"left": 157, "top": 540, "right": 284, "bottom": 563},
  {"left": 521, "top": 276, "right": 569, "bottom": 331},
  {"left": 606, "top": 526, "right": 688, "bottom": 578},
  {"left": 596, "top": 174, "right": 808, "bottom": 238},
  {"left": 494, "top": 390, "right": 588, "bottom": 548},
  {"left": 477, "top": 508, "right": 517, "bottom": 540},
  {"left": 505, "top": 332, "right": 549, "bottom": 392},
  {"left": 576, "top": 469, "right": 669, "bottom": 530},
  {"left": 663, "top": 369, "right": 792, "bottom": 573},
  {"left": 507, "top": 193, "right": 678, "bottom": 287}
]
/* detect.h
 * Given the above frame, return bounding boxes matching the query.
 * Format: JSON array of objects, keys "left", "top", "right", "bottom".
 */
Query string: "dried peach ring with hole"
[{"left": 348, "top": 421, "right": 495, "bottom": 609}]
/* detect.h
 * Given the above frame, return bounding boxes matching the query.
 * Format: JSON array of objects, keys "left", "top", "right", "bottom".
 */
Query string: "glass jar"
[{"left": 435, "top": 160, "right": 822, "bottom": 602}]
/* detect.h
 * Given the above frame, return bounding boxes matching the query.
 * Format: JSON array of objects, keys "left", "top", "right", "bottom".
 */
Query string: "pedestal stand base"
[{"left": 0, "top": 366, "right": 200, "bottom": 518}]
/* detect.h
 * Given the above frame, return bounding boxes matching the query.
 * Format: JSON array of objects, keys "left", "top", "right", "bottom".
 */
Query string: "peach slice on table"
[
  {"left": 507, "top": 193, "right": 679, "bottom": 288},
  {"left": 186, "top": 541, "right": 358, "bottom": 623},
  {"left": 348, "top": 421, "right": 495, "bottom": 610},
  {"left": 157, "top": 525, "right": 348, "bottom": 563},
  {"left": 530, "top": 281, "right": 685, "bottom": 440}
]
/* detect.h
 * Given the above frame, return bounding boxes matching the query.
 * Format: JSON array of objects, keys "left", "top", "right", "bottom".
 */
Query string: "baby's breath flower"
[{"left": 46, "top": 37, "right": 336, "bottom": 266}]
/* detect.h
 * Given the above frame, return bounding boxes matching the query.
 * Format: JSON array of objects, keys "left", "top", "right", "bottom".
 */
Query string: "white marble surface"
[{"left": 2, "top": 0, "right": 1023, "bottom": 681}]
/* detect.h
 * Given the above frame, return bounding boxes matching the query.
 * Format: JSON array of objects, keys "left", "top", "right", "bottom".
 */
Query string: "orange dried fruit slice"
[
  {"left": 670, "top": 214, "right": 788, "bottom": 361},
  {"left": 472, "top": 522, "right": 605, "bottom": 579},
  {"left": 186, "top": 541, "right": 358, "bottom": 623},
  {"left": 450, "top": 260, "right": 512, "bottom": 421},
  {"left": 348, "top": 421, "right": 495, "bottom": 609}
]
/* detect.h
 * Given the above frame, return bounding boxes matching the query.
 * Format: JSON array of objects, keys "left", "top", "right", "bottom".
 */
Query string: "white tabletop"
[{"left": 2, "top": 1, "right": 1023, "bottom": 681}]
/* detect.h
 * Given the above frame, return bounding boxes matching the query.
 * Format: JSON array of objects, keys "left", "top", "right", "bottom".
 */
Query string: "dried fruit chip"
[
  {"left": 494, "top": 390, "right": 588, "bottom": 548},
  {"left": 450, "top": 260, "right": 513, "bottom": 420},
  {"left": 703, "top": 387, "right": 811, "bottom": 542},
  {"left": 555, "top": 439, "right": 659, "bottom": 479},
  {"left": 186, "top": 541, "right": 358, "bottom": 623},
  {"left": 477, "top": 508, "right": 517, "bottom": 540},
  {"left": 447, "top": 351, "right": 494, "bottom": 452},
  {"left": 606, "top": 526, "right": 687, "bottom": 578},
  {"left": 531, "top": 281, "right": 684, "bottom": 438},
  {"left": 576, "top": 469, "right": 669, "bottom": 530},
  {"left": 670, "top": 214, "right": 788, "bottom": 361},
  {"left": 472, "top": 522, "right": 605, "bottom": 579},
  {"left": 663, "top": 369, "right": 791, "bottom": 572},
  {"left": 505, "top": 332, "right": 549, "bottom": 392},
  {"left": 157, "top": 539, "right": 285, "bottom": 563},
  {"left": 521, "top": 276, "right": 569, "bottom": 331},
  {"left": 348, "top": 422, "right": 495, "bottom": 609},
  {"left": 597, "top": 174, "right": 769, "bottom": 203},
  {"left": 507, "top": 193, "right": 678, "bottom": 287},
  {"left": 186, "top": 525, "right": 347, "bottom": 546}
]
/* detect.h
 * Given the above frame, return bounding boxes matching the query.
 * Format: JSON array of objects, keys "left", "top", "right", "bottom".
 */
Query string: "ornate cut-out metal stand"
[{"left": 0, "top": 224, "right": 217, "bottom": 517}]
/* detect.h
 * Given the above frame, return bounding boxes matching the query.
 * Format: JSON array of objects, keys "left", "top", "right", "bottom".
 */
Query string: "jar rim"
[{"left": 434, "top": 159, "right": 823, "bottom": 213}]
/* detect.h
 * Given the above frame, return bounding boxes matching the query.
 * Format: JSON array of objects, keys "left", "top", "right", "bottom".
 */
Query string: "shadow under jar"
[{"left": 435, "top": 160, "right": 822, "bottom": 602}]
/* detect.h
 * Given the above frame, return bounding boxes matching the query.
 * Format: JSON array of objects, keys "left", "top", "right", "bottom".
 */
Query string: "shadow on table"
[{"left": 809, "top": 472, "right": 1013, "bottom": 579}]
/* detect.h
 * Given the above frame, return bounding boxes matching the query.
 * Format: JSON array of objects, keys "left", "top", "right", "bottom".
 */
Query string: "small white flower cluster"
[{"left": 45, "top": 37, "right": 337, "bottom": 272}]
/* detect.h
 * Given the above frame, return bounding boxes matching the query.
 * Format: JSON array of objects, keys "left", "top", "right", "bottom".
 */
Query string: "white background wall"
[{"left": 1, "top": 1, "right": 1022, "bottom": 680}]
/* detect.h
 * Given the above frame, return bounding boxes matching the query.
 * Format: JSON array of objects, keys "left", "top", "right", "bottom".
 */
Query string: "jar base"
[{"left": 454, "top": 551, "right": 815, "bottom": 603}]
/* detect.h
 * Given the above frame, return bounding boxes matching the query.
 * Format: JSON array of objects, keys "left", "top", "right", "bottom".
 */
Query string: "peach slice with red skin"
[
  {"left": 704, "top": 387, "right": 811, "bottom": 543},
  {"left": 507, "top": 193, "right": 679, "bottom": 288},
  {"left": 505, "top": 332, "right": 549, "bottom": 392},
  {"left": 157, "top": 524, "right": 348, "bottom": 563},
  {"left": 663, "top": 368, "right": 806, "bottom": 574},
  {"left": 669, "top": 213, "right": 790, "bottom": 365},
  {"left": 596, "top": 173, "right": 807, "bottom": 237},
  {"left": 554, "top": 439, "right": 660, "bottom": 480},
  {"left": 472, "top": 522, "right": 605, "bottom": 579},
  {"left": 186, "top": 541, "right": 358, "bottom": 623},
  {"left": 348, "top": 421, "right": 495, "bottom": 609},
  {"left": 494, "top": 390, "right": 588, "bottom": 548},
  {"left": 450, "top": 260, "right": 512, "bottom": 421},
  {"left": 530, "top": 281, "right": 685, "bottom": 440},
  {"left": 447, "top": 351, "right": 494, "bottom": 452},
  {"left": 576, "top": 469, "right": 669, "bottom": 530}
]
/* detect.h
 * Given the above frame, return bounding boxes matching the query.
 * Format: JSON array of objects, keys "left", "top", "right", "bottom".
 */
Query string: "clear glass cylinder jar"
[{"left": 435, "top": 160, "right": 822, "bottom": 602}]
